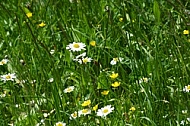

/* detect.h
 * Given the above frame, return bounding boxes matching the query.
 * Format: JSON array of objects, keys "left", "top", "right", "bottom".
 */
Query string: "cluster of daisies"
[
  {"left": 66, "top": 42, "right": 92, "bottom": 64},
  {"left": 63, "top": 86, "right": 114, "bottom": 119},
  {"left": 0, "top": 58, "right": 17, "bottom": 83}
]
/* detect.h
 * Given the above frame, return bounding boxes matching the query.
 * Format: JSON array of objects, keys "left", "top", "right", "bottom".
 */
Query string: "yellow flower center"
[
  {"left": 72, "top": 112, "right": 77, "bottom": 117},
  {"left": 6, "top": 75, "right": 11, "bottom": 79},
  {"left": 66, "top": 87, "right": 72, "bottom": 92},
  {"left": 187, "top": 85, "right": 190, "bottom": 90},
  {"left": 56, "top": 123, "right": 63, "bottom": 126},
  {"left": 103, "top": 109, "right": 108, "bottom": 113},
  {"left": 1, "top": 61, "right": 5, "bottom": 64},
  {"left": 119, "top": 18, "right": 123, "bottom": 22},
  {"left": 82, "top": 109, "right": 88, "bottom": 114},
  {"left": 113, "top": 58, "right": 118, "bottom": 61},
  {"left": 73, "top": 43, "right": 80, "bottom": 48},
  {"left": 82, "top": 58, "right": 88, "bottom": 63}
]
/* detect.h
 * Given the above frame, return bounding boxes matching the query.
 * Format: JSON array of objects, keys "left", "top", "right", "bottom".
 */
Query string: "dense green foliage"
[{"left": 0, "top": 0, "right": 190, "bottom": 125}]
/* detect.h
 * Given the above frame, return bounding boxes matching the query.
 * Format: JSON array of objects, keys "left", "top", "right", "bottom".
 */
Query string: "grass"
[{"left": 0, "top": 0, "right": 190, "bottom": 126}]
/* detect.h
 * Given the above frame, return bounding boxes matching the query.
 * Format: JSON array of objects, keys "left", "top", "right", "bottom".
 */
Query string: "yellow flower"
[
  {"left": 38, "top": 22, "right": 46, "bottom": 27},
  {"left": 111, "top": 81, "right": 120, "bottom": 88},
  {"left": 101, "top": 90, "right": 109, "bottom": 95},
  {"left": 183, "top": 30, "right": 189, "bottom": 35},
  {"left": 129, "top": 107, "right": 136, "bottom": 111},
  {"left": 119, "top": 18, "right": 123, "bottom": 22},
  {"left": 109, "top": 73, "right": 118, "bottom": 79},
  {"left": 90, "top": 41, "right": 96, "bottom": 46},
  {"left": 26, "top": 12, "right": 32, "bottom": 18},
  {"left": 81, "top": 100, "right": 91, "bottom": 107},
  {"left": 93, "top": 104, "right": 98, "bottom": 111}
]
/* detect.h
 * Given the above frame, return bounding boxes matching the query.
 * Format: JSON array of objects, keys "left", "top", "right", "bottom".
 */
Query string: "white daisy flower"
[
  {"left": 64, "top": 86, "right": 75, "bottom": 93},
  {"left": 66, "top": 42, "right": 86, "bottom": 52},
  {"left": 110, "top": 57, "right": 123, "bottom": 65},
  {"left": 50, "top": 49, "right": 55, "bottom": 54},
  {"left": 73, "top": 54, "right": 92, "bottom": 64},
  {"left": 82, "top": 57, "right": 93, "bottom": 64},
  {"left": 78, "top": 109, "right": 91, "bottom": 116},
  {"left": 55, "top": 122, "right": 66, "bottom": 126},
  {"left": 70, "top": 111, "right": 78, "bottom": 119},
  {"left": 1, "top": 73, "right": 16, "bottom": 82},
  {"left": 138, "top": 77, "right": 149, "bottom": 84},
  {"left": 0, "top": 59, "right": 8, "bottom": 65},
  {"left": 183, "top": 85, "right": 190, "bottom": 92},
  {"left": 48, "top": 78, "right": 54, "bottom": 82},
  {"left": 97, "top": 105, "right": 114, "bottom": 117}
]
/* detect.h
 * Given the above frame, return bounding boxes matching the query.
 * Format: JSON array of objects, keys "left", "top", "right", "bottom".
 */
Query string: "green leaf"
[{"left": 153, "top": 1, "right": 161, "bottom": 23}]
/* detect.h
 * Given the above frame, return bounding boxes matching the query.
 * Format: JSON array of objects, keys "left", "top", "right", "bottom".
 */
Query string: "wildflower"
[
  {"left": 50, "top": 50, "right": 55, "bottom": 54},
  {"left": 20, "top": 59, "right": 25, "bottom": 65},
  {"left": 183, "top": 85, "right": 190, "bottom": 92},
  {"left": 110, "top": 57, "right": 124, "bottom": 65},
  {"left": 129, "top": 107, "right": 136, "bottom": 111},
  {"left": 111, "top": 81, "right": 120, "bottom": 88},
  {"left": 97, "top": 105, "right": 114, "bottom": 117},
  {"left": 38, "top": 22, "right": 46, "bottom": 27},
  {"left": 43, "top": 113, "right": 49, "bottom": 118},
  {"left": 0, "top": 59, "right": 8, "bottom": 65},
  {"left": 82, "top": 100, "right": 91, "bottom": 107},
  {"left": 138, "top": 77, "right": 149, "bottom": 83},
  {"left": 93, "top": 104, "right": 98, "bottom": 111},
  {"left": 90, "top": 41, "right": 96, "bottom": 46},
  {"left": 78, "top": 109, "right": 91, "bottom": 116},
  {"left": 0, "top": 91, "right": 6, "bottom": 98},
  {"left": 8, "top": 123, "right": 14, "bottom": 126},
  {"left": 39, "top": 119, "right": 45, "bottom": 125},
  {"left": 183, "top": 30, "right": 189, "bottom": 35},
  {"left": 64, "top": 86, "right": 75, "bottom": 93},
  {"left": 48, "top": 78, "right": 54, "bottom": 82},
  {"left": 180, "top": 118, "right": 190, "bottom": 125},
  {"left": 55, "top": 122, "right": 66, "bottom": 126},
  {"left": 66, "top": 42, "right": 86, "bottom": 52},
  {"left": 82, "top": 57, "right": 93, "bottom": 64},
  {"left": 182, "top": 110, "right": 188, "bottom": 114},
  {"left": 109, "top": 73, "right": 118, "bottom": 79},
  {"left": 73, "top": 53, "right": 92, "bottom": 64},
  {"left": 110, "top": 58, "right": 118, "bottom": 65},
  {"left": 26, "top": 12, "right": 32, "bottom": 18},
  {"left": 119, "top": 18, "right": 123, "bottom": 22},
  {"left": 1, "top": 73, "right": 16, "bottom": 82},
  {"left": 70, "top": 111, "right": 78, "bottom": 119},
  {"left": 101, "top": 90, "right": 109, "bottom": 95}
]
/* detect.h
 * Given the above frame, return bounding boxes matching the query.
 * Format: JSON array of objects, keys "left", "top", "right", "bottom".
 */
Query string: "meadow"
[{"left": 0, "top": 0, "right": 190, "bottom": 126}]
